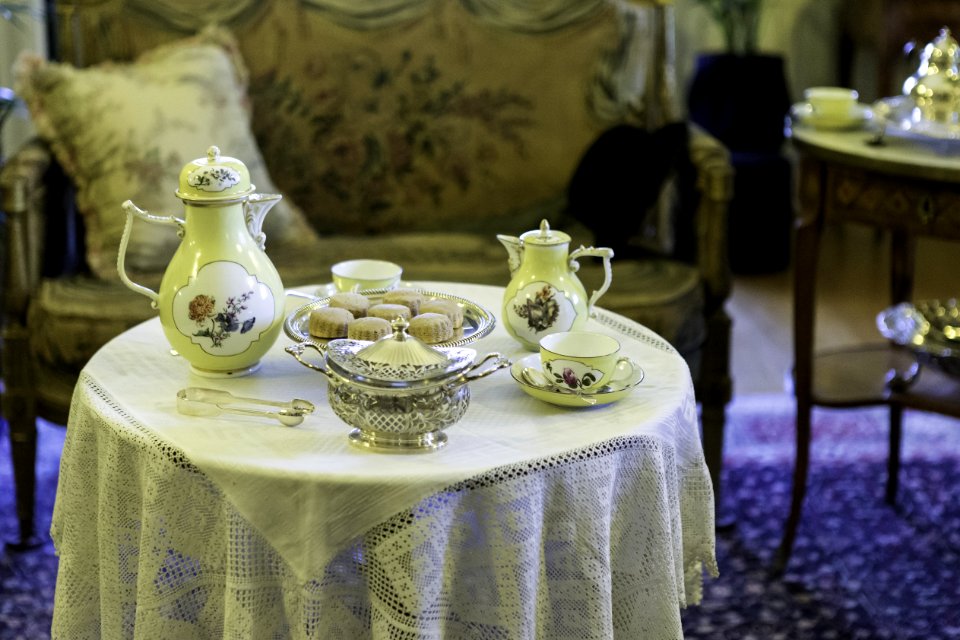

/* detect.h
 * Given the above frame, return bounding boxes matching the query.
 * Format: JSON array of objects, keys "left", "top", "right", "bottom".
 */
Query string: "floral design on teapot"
[
  {"left": 172, "top": 261, "right": 277, "bottom": 357},
  {"left": 512, "top": 284, "right": 560, "bottom": 332},
  {"left": 188, "top": 291, "right": 257, "bottom": 348}
]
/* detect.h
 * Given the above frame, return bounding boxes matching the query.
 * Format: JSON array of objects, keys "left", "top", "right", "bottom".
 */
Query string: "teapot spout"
[
  {"left": 497, "top": 234, "right": 523, "bottom": 276},
  {"left": 243, "top": 193, "right": 282, "bottom": 250}
]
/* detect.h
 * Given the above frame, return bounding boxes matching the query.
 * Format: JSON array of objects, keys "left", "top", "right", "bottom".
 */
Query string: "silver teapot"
[{"left": 902, "top": 27, "right": 960, "bottom": 124}]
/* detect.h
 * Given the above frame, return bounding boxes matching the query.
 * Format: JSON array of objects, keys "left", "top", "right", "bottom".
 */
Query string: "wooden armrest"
[
  {"left": 1, "top": 140, "right": 53, "bottom": 319},
  {"left": 688, "top": 123, "right": 734, "bottom": 306}
]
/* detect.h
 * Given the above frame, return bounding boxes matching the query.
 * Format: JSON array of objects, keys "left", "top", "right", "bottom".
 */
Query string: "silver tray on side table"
[{"left": 877, "top": 299, "right": 960, "bottom": 378}]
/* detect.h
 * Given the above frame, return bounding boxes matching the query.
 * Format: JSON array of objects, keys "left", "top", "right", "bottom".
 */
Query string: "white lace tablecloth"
[{"left": 51, "top": 282, "right": 717, "bottom": 639}]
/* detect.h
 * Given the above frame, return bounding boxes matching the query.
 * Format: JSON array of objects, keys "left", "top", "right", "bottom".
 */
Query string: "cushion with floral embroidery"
[{"left": 14, "top": 25, "right": 319, "bottom": 281}]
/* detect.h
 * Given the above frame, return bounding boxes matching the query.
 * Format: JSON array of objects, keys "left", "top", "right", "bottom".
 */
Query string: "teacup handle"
[
  {"left": 610, "top": 356, "right": 635, "bottom": 383},
  {"left": 569, "top": 245, "right": 614, "bottom": 315}
]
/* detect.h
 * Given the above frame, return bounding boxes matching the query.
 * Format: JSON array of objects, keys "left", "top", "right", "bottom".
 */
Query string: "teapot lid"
[
  {"left": 519, "top": 219, "right": 571, "bottom": 246},
  {"left": 175, "top": 146, "right": 256, "bottom": 203}
]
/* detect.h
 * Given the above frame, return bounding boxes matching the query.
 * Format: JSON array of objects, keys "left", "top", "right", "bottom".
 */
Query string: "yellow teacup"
[
  {"left": 804, "top": 86, "right": 858, "bottom": 120},
  {"left": 331, "top": 259, "right": 403, "bottom": 292},
  {"left": 539, "top": 331, "right": 635, "bottom": 392}
]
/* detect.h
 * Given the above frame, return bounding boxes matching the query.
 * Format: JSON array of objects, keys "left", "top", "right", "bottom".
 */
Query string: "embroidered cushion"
[{"left": 15, "top": 25, "right": 319, "bottom": 281}]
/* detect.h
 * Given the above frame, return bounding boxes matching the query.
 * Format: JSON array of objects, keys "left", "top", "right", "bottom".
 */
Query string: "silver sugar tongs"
[{"left": 176, "top": 387, "right": 315, "bottom": 427}]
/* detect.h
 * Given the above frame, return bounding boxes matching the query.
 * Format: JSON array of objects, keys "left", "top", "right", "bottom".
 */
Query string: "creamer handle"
[
  {"left": 117, "top": 200, "right": 185, "bottom": 308},
  {"left": 569, "top": 245, "right": 615, "bottom": 315}
]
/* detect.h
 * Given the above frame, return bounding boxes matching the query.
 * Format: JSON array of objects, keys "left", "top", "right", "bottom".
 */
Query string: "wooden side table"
[{"left": 778, "top": 124, "right": 960, "bottom": 572}]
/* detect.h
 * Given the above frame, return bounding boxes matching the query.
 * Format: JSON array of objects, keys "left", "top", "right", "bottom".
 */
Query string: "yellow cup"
[
  {"left": 804, "top": 86, "right": 858, "bottom": 120},
  {"left": 331, "top": 259, "right": 403, "bottom": 292},
  {"left": 539, "top": 331, "right": 635, "bottom": 392}
]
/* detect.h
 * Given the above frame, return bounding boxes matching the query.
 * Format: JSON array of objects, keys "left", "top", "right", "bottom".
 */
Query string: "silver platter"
[
  {"left": 873, "top": 96, "right": 960, "bottom": 150},
  {"left": 877, "top": 299, "right": 960, "bottom": 377},
  {"left": 284, "top": 288, "right": 495, "bottom": 350}
]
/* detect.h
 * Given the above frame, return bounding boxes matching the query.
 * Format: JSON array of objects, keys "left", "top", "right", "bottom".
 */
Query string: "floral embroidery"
[
  {"left": 251, "top": 50, "right": 534, "bottom": 229},
  {"left": 189, "top": 291, "right": 256, "bottom": 347},
  {"left": 514, "top": 285, "right": 560, "bottom": 333}
]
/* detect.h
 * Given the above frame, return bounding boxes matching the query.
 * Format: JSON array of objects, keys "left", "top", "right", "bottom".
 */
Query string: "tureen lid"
[
  {"left": 325, "top": 319, "right": 477, "bottom": 384},
  {"left": 175, "top": 145, "right": 256, "bottom": 203},
  {"left": 519, "top": 219, "right": 571, "bottom": 246},
  {"left": 357, "top": 318, "right": 450, "bottom": 367}
]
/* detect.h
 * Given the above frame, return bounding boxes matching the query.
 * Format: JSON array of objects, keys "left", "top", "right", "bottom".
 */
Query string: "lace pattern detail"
[{"left": 594, "top": 307, "right": 677, "bottom": 354}]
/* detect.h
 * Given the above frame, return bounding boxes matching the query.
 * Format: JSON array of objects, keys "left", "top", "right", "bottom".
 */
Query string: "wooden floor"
[{"left": 728, "top": 222, "right": 958, "bottom": 396}]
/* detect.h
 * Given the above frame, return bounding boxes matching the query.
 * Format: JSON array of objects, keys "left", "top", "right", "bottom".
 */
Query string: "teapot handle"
[
  {"left": 569, "top": 245, "right": 615, "bottom": 315},
  {"left": 117, "top": 200, "right": 185, "bottom": 308}
]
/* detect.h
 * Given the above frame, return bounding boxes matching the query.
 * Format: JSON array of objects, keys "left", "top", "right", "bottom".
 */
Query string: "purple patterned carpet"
[{"left": 2, "top": 396, "right": 960, "bottom": 639}]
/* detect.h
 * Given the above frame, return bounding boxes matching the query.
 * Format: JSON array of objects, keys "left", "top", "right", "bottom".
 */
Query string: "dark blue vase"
[{"left": 687, "top": 53, "right": 792, "bottom": 153}]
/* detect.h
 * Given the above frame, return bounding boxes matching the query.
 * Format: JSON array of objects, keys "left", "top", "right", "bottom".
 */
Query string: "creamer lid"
[{"left": 519, "top": 219, "right": 571, "bottom": 246}]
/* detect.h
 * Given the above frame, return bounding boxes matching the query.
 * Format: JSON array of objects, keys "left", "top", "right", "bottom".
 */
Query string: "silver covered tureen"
[{"left": 286, "top": 319, "right": 509, "bottom": 451}]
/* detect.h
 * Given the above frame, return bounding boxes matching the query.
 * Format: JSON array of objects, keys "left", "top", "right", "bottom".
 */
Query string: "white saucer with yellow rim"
[
  {"left": 791, "top": 101, "right": 873, "bottom": 130},
  {"left": 510, "top": 354, "right": 645, "bottom": 408}
]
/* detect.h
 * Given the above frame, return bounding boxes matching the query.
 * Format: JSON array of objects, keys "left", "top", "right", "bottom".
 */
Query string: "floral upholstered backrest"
[{"left": 52, "top": 0, "right": 677, "bottom": 236}]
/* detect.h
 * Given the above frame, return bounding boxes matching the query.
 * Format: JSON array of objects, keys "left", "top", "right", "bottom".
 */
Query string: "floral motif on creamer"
[
  {"left": 513, "top": 285, "right": 560, "bottom": 333},
  {"left": 188, "top": 291, "right": 256, "bottom": 347}
]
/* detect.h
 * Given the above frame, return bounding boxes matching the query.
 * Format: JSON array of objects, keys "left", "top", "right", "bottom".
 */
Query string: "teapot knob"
[
  {"left": 538, "top": 219, "right": 551, "bottom": 238},
  {"left": 207, "top": 146, "right": 221, "bottom": 163}
]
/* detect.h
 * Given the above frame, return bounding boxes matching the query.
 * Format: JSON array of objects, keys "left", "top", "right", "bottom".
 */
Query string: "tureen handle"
[{"left": 285, "top": 343, "right": 335, "bottom": 381}]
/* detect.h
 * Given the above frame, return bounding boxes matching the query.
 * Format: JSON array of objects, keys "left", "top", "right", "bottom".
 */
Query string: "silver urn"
[{"left": 903, "top": 27, "right": 960, "bottom": 125}]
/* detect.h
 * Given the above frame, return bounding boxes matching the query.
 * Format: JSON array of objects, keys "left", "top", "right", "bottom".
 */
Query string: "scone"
[
  {"left": 420, "top": 299, "right": 464, "bottom": 328},
  {"left": 408, "top": 312, "right": 454, "bottom": 343},
  {"left": 382, "top": 289, "right": 424, "bottom": 316},
  {"left": 308, "top": 306, "right": 354, "bottom": 338},
  {"left": 347, "top": 316, "right": 393, "bottom": 341},
  {"left": 328, "top": 291, "right": 370, "bottom": 318},
  {"left": 367, "top": 303, "right": 412, "bottom": 322}
]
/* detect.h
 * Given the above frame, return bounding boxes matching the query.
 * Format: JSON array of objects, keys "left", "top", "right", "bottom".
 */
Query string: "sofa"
[{"left": 0, "top": 0, "right": 733, "bottom": 545}]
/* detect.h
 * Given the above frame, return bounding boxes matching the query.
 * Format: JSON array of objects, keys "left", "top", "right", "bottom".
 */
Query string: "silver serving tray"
[
  {"left": 284, "top": 288, "right": 495, "bottom": 350},
  {"left": 873, "top": 96, "right": 960, "bottom": 150},
  {"left": 877, "top": 299, "right": 960, "bottom": 377}
]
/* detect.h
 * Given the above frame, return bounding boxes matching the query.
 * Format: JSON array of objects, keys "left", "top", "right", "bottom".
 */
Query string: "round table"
[{"left": 51, "top": 282, "right": 716, "bottom": 639}]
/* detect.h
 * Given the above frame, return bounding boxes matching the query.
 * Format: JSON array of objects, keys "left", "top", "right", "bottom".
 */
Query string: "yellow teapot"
[
  {"left": 117, "top": 146, "right": 284, "bottom": 377},
  {"left": 498, "top": 219, "right": 614, "bottom": 350}
]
